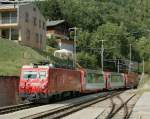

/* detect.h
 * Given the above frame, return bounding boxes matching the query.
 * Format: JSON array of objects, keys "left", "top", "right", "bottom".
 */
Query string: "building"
[
  {"left": 46, "top": 20, "right": 74, "bottom": 52},
  {"left": 0, "top": 3, "right": 46, "bottom": 50},
  {"left": 46, "top": 20, "right": 70, "bottom": 40},
  {"left": 0, "top": 0, "right": 45, "bottom": 3},
  {"left": 57, "top": 39, "right": 74, "bottom": 52}
]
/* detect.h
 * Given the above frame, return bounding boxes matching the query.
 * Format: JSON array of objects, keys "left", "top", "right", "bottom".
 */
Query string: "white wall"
[
  {"left": 60, "top": 43, "right": 74, "bottom": 52},
  {"left": 0, "top": 29, "right": 1, "bottom": 38},
  {"left": 0, "top": 13, "right": 1, "bottom": 24},
  {"left": 0, "top": 13, "right": 2, "bottom": 38}
]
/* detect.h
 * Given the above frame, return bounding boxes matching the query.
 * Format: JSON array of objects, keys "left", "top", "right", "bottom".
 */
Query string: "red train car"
[
  {"left": 19, "top": 65, "right": 84, "bottom": 102},
  {"left": 19, "top": 64, "right": 139, "bottom": 103}
]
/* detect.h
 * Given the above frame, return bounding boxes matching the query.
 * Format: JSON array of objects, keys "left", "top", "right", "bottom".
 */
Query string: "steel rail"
[
  {"left": 0, "top": 103, "right": 40, "bottom": 114},
  {"left": 104, "top": 93, "right": 136, "bottom": 119},
  {"left": 22, "top": 91, "right": 123, "bottom": 119}
]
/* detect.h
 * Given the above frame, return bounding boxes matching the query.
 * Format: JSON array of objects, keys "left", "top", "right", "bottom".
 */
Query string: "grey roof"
[
  {"left": 0, "top": 0, "right": 45, "bottom": 3},
  {"left": 0, "top": 3, "right": 31, "bottom": 9},
  {"left": 46, "top": 20, "right": 65, "bottom": 27},
  {"left": 0, "top": 3, "right": 19, "bottom": 9}
]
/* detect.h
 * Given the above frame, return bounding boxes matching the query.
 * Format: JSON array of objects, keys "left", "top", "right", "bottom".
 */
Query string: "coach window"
[
  {"left": 111, "top": 75, "right": 120, "bottom": 82},
  {"left": 98, "top": 74, "right": 104, "bottom": 83},
  {"left": 86, "top": 73, "right": 93, "bottom": 83}
]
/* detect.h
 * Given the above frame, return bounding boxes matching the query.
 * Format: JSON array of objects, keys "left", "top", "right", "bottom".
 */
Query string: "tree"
[
  {"left": 135, "top": 37, "right": 150, "bottom": 60},
  {"left": 35, "top": 0, "right": 150, "bottom": 70},
  {"left": 35, "top": 0, "right": 63, "bottom": 20},
  {"left": 77, "top": 52, "right": 98, "bottom": 69}
]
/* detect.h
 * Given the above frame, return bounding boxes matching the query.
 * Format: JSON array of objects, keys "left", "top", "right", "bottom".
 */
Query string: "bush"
[
  {"left": 47, "top": 36, "right": 58, "bottom": 48},
  {"left": 145, "top": 60, "right": 150, "bottom": 74},
  {"left": 138, "top": 60, "right": 150, "bottom": 74},
  {"left": 77, "top": 52, "right": 98, "bottom": 69}
]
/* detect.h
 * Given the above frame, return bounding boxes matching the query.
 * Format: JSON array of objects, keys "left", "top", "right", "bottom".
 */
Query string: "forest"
[{"left": 35, "top": 0, "right": 150, "bottom": 73}]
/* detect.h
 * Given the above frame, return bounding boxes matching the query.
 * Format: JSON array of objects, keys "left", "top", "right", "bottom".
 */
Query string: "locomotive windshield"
[
  {"left": 39, "top": 71, "right": 46, "bottom": 79},
  {"left": 23, "top": 71, "right": 37, "bottom": 79}
]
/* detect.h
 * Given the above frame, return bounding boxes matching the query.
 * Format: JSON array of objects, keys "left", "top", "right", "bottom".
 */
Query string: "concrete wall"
[
  {"left": 0, "top": 76, "right": 21, "bottom": 107},
  {"left": 18, "top": 4, "right": 46, "bottom": 50},
  {"left": 0, "top": 13, "right": 2, "bottom": 37},
  {"left": 60, "top": 43, "right": 74, "bottom": 52},
  {"left": 0, "top": 29, "right": 1, "bottom": 38},
  {"left": 0, "top": 13, "right": 1, "bottom": 24}
]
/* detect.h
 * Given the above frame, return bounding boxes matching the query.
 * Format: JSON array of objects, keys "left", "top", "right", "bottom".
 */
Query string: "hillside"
[
  {"left": 0, "top": 39, "right": 46, "bottom": 76},
  {"left": 35, "top": 0, "right": 150, "bottom": 73}
]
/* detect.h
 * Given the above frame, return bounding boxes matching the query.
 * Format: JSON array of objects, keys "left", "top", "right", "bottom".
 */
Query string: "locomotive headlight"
[
  {"left": 41, "top": 83, "right": 48, "bottom": 90},
  {"left": 19, "top": 84, "right": 25, "bottom": 89},
  {"left": 41, "top": 85, "right": 46, "bottom": 89}
]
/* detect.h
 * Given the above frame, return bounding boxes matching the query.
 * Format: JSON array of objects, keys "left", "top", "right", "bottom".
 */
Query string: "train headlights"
[
  {"left": 41, "top": 83, "right": 48, "bottom": 90},
  {"left": 19, "top": 84, "right": 25, "bottom": 89}
]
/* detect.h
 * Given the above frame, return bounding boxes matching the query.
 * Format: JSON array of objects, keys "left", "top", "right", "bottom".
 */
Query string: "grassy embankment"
[
  {"left": 137, "top": 74, "right": 150, "bottom": 95},
  {"left": 0, "top": 39, "right": 73, "bottom": 76},
  {"left": 0, "top": 39, "right": 46, "bottom": 76}
]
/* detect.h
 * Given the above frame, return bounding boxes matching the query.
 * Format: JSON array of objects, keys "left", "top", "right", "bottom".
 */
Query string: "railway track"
[
  {"left": 104, "top": 94, "right": 136, "bottom": 119},
  {"left": 96, "top": 91, "right": 139, "bottom": 119},
  {"left": 111, "top": 93, "right": 139, "bottom": 119},
  {"left": 21, "top": 91, "right": 123, "bottom": 119},
  {"left": 0, "top": 103, "right": 41, "bottom": 115}
]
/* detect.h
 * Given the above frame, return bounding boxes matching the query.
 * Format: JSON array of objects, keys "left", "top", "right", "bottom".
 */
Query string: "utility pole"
[
  {"left": 142, "top": 58, "right": 145, "bottom": 75},
  {"left": 128, "top": 44, "right": 132, "bottom": 73},
  {"left": 100, "top": 40, "right": 106, "bottom": 73},
  {"left": 69, "top": 27, "right": 78, "bottom": 69},
  {"left": 139, "top": 58, "right": 145, "bottom": 85},
  {"left": 117, "top": 59, "right": 120, "bottom": 73}
]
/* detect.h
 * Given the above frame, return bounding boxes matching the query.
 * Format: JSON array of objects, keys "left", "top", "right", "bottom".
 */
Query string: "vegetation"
[
  {"left": 0, "top": 0, "right": 149, "bottom": 75},
  {"left": 0, "top": 39, "right": 46, "bottom": 76},
  {"left": 77, "top": 52, "right": 98, "bottom": 69},
  {"left": 137, "top": 74, "right": 150, "bottom": 95},
  {"left": 35, "top": 0, "right": 150, "bottom": 73},
  {"left": 0, "top": 39, "right": 74, "bottom": 76}
]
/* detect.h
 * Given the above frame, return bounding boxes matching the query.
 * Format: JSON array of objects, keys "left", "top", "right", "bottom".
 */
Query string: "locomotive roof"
[{"left": 22, "top": 65, "right": 50, "bottom": 69}]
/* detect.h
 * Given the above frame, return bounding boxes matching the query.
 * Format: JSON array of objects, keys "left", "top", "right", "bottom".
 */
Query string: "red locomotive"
[{"left": 19, "top": 64, "right": 139, "bottom": 103}]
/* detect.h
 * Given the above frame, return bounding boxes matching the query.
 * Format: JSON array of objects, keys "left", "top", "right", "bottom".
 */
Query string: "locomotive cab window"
[
  {"left": 39, "top": 71, "right": 46, "bottom": 79},
  {"left": 23, "top": 71, "right": 37, "bottom": 79}
]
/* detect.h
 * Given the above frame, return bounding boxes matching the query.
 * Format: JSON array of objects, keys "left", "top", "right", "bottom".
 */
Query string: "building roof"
[
  {"left": 0, "top": 3, "right": 31, "bottom": 9},
  {"left": 0, "top": 4, "right": 19, "bottom": 9},
  {"left": 46, "top": 20, "right": 65, "bottom": 27},
  {"left": 0, "top": 0, "right": 45, "bottom": 3},
  {"left": 59, "top": 39, "right": 74, "bottom": 44}
]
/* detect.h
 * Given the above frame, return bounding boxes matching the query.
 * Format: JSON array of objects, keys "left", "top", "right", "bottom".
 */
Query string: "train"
[{"left": 19, "top": 63, "right": 139, "bottom": 103}]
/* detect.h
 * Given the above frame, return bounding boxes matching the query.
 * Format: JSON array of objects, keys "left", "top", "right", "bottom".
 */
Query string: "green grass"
[
  {"left": 137, "top": 74, "right": 150, "bottom": 95},
  {"left": 0, "top": 39, "right": 46, "bottom": 76},
  {"left": 0, "top": 39, "right": 74, "bottom": 76}
]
